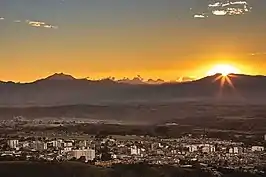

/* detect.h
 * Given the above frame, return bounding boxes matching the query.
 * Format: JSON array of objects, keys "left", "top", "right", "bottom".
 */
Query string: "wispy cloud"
[
  {"left": 194, "top": 14, "right": 207, "bottom": 19},
  {"left": 0, "top": 16, "right": 58, "bottom": 30},
  {"left": 44, "top": 24, "right": 58, "bottom": 29},
  {"left": 249, "top": 52, "right": 266, "bottom": 56},
  {"left": 26, "top": 20, "right": 58, "bottom": 29},
  {"left": 193, "top": 0, "right": 252, "bottom": 18},
  {"left": 14, "top": 20, "right": 21, "bottom": 23}
]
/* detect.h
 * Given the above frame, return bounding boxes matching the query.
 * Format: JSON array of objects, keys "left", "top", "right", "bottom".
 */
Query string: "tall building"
[
  {"left": 7, "top": 140, "right": 19, "bottom": 149},
  {"left": 69, "top": 149, "right": 95, "bottom": 161}
]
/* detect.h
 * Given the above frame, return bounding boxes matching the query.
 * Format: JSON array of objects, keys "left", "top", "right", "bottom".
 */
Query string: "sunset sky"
[{"left": 0, "top": 0, "right": 266, "bottom": 82}]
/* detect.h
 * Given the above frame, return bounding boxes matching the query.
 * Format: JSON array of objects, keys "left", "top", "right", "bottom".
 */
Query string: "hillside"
[
  {"left": 0, "top": 73, "right": 266, "bottom": 106},
  {"left": 0, "top": 162, "right": 262, "bottom": 177}
]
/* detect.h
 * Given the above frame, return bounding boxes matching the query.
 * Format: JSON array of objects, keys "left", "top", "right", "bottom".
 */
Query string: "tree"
[{"left": 78, "top": 156, "right": 86, "bottom": 163}]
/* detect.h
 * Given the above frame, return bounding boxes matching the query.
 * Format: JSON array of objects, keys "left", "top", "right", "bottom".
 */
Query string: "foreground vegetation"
[{"left": 0, "top": 161, "right": 263, "bottom": 177}]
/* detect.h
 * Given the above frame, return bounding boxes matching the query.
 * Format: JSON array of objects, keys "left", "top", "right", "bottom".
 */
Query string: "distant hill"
[
  {"left": 0, "top": 73, "right": 266, "bottom": 107},
  {"left": 42, "top": 73, "right": 76, "bottom": 81}
]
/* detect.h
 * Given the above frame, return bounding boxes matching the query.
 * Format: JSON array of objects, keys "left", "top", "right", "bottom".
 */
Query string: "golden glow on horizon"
[
  {"left": 207, "top": 64, "right": 241, "bottom": 76},
  {"left": 0, "top": 56, "right": 262, "bottom": 83}
]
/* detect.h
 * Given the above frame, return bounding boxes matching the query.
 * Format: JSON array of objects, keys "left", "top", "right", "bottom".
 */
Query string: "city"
[
  {"left": 1, "top": 0, "right": 266, "bottom": 177},
  {"left": 0, "top": 117, "right": 265, "bottom": 176}
]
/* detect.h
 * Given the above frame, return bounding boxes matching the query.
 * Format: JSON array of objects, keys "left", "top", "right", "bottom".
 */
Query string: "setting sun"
[{"left": 207, "top": 64, "right": 240, "bottom": 76}]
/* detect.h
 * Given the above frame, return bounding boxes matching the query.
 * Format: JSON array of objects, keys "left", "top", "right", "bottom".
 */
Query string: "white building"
[
  {"left": 64, "top": 141, "right": 73, "bottom": 148},
  {"left": 187, "top": 145, "right": 198, "bottom": 152},
  {"left": 7, "top": 140, "right": 19, "bottom": 149},
  {"left": 229, "top": 147, "right": 241, "bottom": 154},
  {"left": 201, "top": 144, "right": 215, "bottom": 153},
  {"left": 62, "top": 147, "right": 72, "bottom": 153},
  {"left": 251, "top": 146, "right": 264, "bottom": 152},
  {"left": 69, "top": 149, "right": 95, "bottom": 161},
  {"left": 49, "top": 140, "right": 63, "bottom": 148},
  {"left": 31, "top": 141, "right": 47, "bottom": 151},
  {"left": 233, "top": 147, "right": 239, "bottom": 154},
  {"left": 130, "top": 146, "right": 140, "bottom": 155}
]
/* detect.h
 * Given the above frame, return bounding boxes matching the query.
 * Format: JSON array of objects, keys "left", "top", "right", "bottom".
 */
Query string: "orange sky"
[
  {"left": 0, "top": 0, "right": 265, "bottom": 82},
  {"left": 0, "top": 54, "right": 264, "bottom": 82}
]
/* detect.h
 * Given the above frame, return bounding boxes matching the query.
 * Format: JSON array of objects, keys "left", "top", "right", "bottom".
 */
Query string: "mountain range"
[{"left": 0, "top": 73, "right": 266, "bottom": 107}]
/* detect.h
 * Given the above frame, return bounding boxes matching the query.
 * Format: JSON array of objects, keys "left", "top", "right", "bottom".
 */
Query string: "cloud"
[
  {"left": 194, "top": 0, "right": 252, "bottom": 18},
  {"left": 0, "top": 16, "right": 58, "bottom": 30},
  {"left": 212, "top": 10, "right": 227, "bottom": 16},
  {"left": 44, "top": 24, "right": 58, "bottom": 29},
  {"left": 194, "top": 14, "right": 207, "bottom": 19},
  {"left": 27, "top": 20, "right": 45, "bottom": 26},
  {"left": 177, "top": 76, "right": 194, "bottom": 82},
  {"left": 249, "top": 52, "right": 266, "bottom": 56},
  {"left": 210, "top": 0, "right": 251, "bottom": 16},
  {"left": 26, "top": 20, "right": 58, "bottom": 29}
]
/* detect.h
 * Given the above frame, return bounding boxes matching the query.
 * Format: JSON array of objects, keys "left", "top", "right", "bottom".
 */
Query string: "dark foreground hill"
[
  {"left": 0, "top": 162, "right": 262, "bottom": 177},
  {"left": 1, "top": 73, "right": 266, "bottom": 106}
]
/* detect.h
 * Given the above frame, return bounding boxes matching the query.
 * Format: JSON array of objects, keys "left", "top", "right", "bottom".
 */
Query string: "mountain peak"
[{"left": 45, "top": 73, "right": 76, "bottom": 81}]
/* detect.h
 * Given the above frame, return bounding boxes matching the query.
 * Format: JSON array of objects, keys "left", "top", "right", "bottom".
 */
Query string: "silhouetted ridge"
[
  {"left": 0, "top": 73, "right": 265, "bottom": 106},
  {"left": 44, "top": 73, "right": 76, "bottom": 81}
]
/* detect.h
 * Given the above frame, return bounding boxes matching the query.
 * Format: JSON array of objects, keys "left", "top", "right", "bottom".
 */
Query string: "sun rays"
[{"left": 213, "top": 73, "right": 236, "bottom": 88}]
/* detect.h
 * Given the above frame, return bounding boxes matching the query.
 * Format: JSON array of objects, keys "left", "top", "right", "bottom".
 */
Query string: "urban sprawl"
[{"left": 0, "top": 118, "right": 265, "bottom": 176}]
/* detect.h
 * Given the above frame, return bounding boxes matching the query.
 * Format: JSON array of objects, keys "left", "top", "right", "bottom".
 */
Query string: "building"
[
  {"left": 201, "top": 144, "right": 215, "bottom": 153},
  {"left": 7, "top": 140, "right": 19, "bottom": 149},
  {"left": 48, "top": 140, "right": 63, "bottom": 148},
  {"left": 78, "top": 140, "right": 87, "bottom": 149},
  {"left": 229, "top": 147, "right": 242, "bottom": 154},
  {"left": 64, "top": 141, "right": 73, "bottom": 148},
  {"left": 229, "top": 148, "right": 234, "bottom": 154},
  {"left": 69, "top": 149, "right": 95, "bottom": 161},
  {"left": 251, "top": 146, "right": 264, "bottom": 152},
  {"left": 31, "top": 141, "right": 47, "bottom": 151},
  {"left": 187, "top": 145, "right": 198, "bottom": 152},
  {"left": 62, "top": 147, "right": 72, "bottom": 153},
  {"left": 130, "top": 146, "right": 141, "bottom": 155}
]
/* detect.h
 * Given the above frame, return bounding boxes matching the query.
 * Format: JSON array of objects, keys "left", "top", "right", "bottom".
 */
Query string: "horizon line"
[{"left": 0, "top": 72, "right": 265, "bottom": 84}]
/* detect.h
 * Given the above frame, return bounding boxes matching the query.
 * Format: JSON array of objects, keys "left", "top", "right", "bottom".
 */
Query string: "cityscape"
[
  {"left": 0, "top": 117, "right": 265, "bottom": 176},
  {"left": 1, "top": 0, "right": 266, "bottom": 177}
]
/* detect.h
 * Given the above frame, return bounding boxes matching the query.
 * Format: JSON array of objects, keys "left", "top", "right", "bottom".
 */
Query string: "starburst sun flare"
[{"left": 207, "top": 64, "right": 241, "bottom": 76}]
